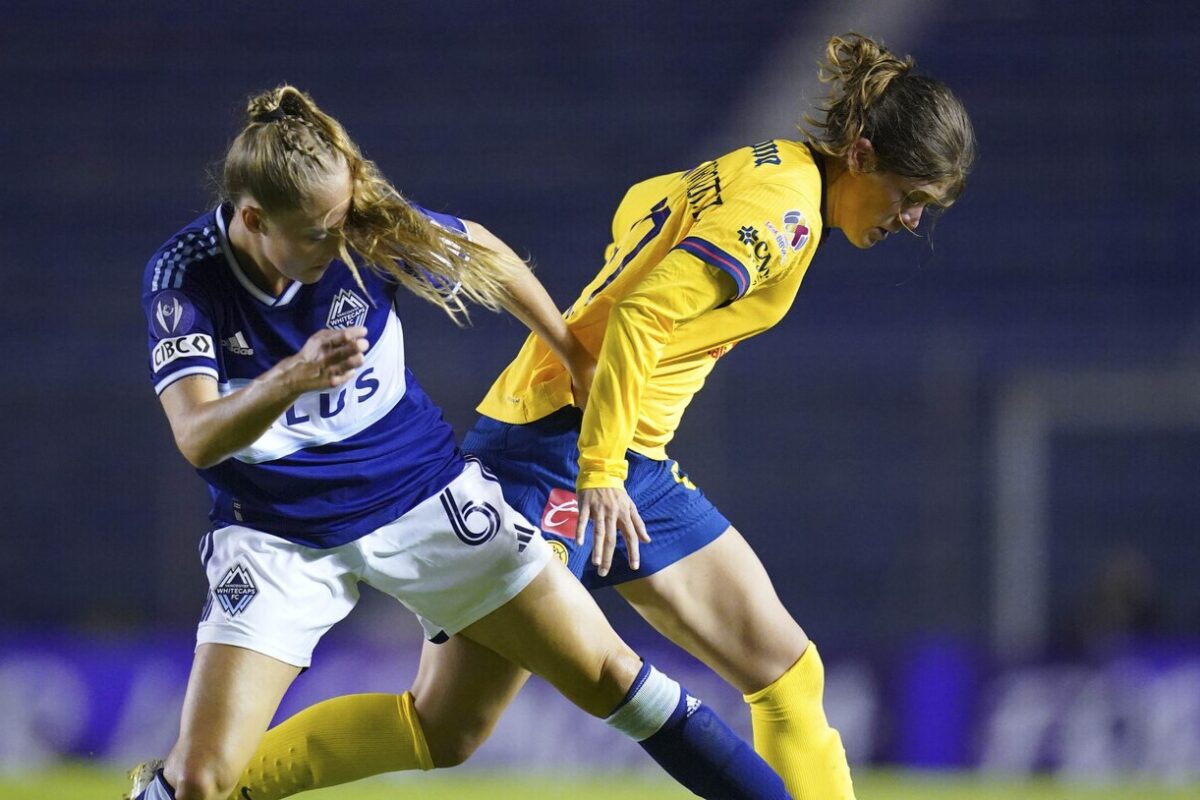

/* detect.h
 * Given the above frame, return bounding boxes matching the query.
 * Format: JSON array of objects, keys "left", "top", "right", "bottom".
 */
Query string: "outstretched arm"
[
  {"left": 576, "top": 251, "right": 735, "bottom": 576},
  {"left": 464, "top": 220, "right": 594, "bottom": 407}
]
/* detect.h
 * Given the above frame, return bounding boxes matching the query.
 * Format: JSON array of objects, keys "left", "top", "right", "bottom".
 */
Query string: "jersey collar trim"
[{"left": 214, "top": 204, "right": 304, "bottom": 307}]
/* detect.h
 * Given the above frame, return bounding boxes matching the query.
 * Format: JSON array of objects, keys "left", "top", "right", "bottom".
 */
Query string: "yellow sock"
[
  {"left": 743, "top": 643, "right": 856, "bottom": 800},
  {"left": 229, "top": 692, "right": 432, "bottom": 800}
]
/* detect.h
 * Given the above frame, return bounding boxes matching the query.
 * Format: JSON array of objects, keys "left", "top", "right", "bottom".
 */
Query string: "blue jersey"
[{"left": 141, "top": 203, "right": 466, "bottom": 548}]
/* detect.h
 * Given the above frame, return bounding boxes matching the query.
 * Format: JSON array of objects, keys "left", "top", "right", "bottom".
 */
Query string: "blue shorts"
[{"left": 462, "top": 408, "right": 730, "bottom": 589}]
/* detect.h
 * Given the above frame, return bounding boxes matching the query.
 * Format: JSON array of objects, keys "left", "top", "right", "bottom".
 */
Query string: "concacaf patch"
[
  {"left": 151, "top": 290, "right": 196, "bottom": 337},
  {"left": 782, "top": 210, "right": 810, "bottom": 251}
]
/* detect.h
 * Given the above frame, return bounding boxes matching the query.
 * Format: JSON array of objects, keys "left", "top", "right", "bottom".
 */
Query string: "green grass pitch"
[{"left": 1, "top": 763, "right": 1197, "bottom": 799}]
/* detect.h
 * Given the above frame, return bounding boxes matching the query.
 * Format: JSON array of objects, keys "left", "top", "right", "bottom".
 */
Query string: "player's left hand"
[{"left": 577, "top": 486, "right": 650, "bottom": 578}]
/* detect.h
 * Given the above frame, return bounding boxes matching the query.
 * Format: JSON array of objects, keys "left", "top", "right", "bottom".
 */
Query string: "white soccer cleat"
[{"left": 124, "top": 758, "right": 165, "bottom": 800}]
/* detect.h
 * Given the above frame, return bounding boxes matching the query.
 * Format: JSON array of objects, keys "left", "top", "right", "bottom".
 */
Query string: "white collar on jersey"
[{"left": 214, "top": 205, "right": 304, "bottom": 307}]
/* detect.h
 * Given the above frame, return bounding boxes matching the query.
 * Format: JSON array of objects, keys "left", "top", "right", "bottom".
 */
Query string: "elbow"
[{"left": 174, "top": 431, "right": 225, "bottom": 470}]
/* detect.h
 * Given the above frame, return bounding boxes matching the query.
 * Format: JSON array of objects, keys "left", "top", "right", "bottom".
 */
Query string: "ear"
[
  {"left": 846, "top": 137, "right": 877, "bottom": 174},
  {"left": 241, "top": 204, "right": 268, "bottom": 235}
]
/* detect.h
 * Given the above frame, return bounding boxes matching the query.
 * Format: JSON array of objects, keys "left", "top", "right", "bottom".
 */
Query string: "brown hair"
[
  {"left": 222, "top": 85, "right": 524, "bottom": 323},
  {"left": 805, "top": 33, "right": 976, "bottom": 207}
]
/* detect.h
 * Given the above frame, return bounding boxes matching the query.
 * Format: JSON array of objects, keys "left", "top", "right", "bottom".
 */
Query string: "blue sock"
[
  {"left": 135, "top": 769, "right": 176, "bottom": 800},
  {"left": 606, "top": 663, "right": 790, "bottom": 799}
]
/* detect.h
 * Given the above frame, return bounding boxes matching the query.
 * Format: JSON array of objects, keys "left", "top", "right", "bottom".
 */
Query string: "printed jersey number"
[{"left": 581, "top": 198, "right": 671, "bottom": 308}]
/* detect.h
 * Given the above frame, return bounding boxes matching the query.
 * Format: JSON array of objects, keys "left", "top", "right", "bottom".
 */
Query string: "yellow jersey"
[{"left": 478, "top": 139, "right": 827, "bottom": 488}]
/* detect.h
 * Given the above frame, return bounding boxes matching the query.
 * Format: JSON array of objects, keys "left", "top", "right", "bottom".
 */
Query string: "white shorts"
[{"left": 195, "top": 460, "right": 552, "bottom": 667}]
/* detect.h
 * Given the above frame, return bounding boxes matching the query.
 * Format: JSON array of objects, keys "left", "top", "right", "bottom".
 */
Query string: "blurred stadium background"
[{"left": 2, "top": 0, "right": 1199, "bottom": 797}]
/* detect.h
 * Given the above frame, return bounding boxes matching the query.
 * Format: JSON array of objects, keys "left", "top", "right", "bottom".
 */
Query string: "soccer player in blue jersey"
[
  {"left": 215, "top": 34, "right": 976, "bottom": 800},
  {"left": 127, "top": 85, "right": 791, "bottom": 800}
]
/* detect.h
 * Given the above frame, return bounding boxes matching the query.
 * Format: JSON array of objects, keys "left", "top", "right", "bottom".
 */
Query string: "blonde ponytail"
[{"left": 223, "top": 85, "right": 524, "bottom": 324}]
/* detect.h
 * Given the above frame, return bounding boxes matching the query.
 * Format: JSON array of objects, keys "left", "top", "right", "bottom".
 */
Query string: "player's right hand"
[
  {"left": 577, "top": 485, "right": 650, "bottom": 578},
  {"left": 286, "top": 326, "right": 369, "bottom": 393}
]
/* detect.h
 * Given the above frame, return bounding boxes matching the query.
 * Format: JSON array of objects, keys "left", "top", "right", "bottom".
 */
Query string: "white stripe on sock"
[{"left": 604, "top": 666, "right": 682, "bottom": 742}]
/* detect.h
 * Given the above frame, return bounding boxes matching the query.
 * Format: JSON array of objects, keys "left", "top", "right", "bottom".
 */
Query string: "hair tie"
[{"left": 253, "top": 107, "right": 287, "bottom": 124}]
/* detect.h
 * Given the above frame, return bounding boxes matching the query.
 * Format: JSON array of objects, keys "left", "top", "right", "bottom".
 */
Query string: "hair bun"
[{"left": 278, "top": 90, "right": 307, "bottom": 117}]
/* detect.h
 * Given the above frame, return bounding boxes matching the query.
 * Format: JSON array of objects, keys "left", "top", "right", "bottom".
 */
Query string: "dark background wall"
[{"left": 3, "top": 0, "right": 1198, "bottom": 659}]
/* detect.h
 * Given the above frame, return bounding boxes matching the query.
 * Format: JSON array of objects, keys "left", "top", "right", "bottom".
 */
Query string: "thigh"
[
  {"left": 411, "top": 636, "right": 531, "bottom": 765},
  {"left": 616, "top": 526, "right": 809, "bottom": 694},
  {"left": 358, "top": 460, "right": 552, "bottom": 641},
  {"left": 199, "top": 526, "right": 360, "bottom": 668},
  {"left": 166, "top": 643, "right": 300, "bottom": 789},
  {"left": 459, "top": 558, "right": 640, "bottom": 719}
]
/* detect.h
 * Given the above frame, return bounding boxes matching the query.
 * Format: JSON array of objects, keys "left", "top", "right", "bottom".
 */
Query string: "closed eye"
[{"left": 901, "top": 190, "right": 943, "bottom": 211}]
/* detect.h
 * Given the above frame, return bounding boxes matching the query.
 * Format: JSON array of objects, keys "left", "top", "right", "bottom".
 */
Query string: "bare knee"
[
  {"left": 590, "top": 648, "right": 644, "bottom": 718},
  {"left": 165, "top": 750, "right": 239, "bottom": 800}
]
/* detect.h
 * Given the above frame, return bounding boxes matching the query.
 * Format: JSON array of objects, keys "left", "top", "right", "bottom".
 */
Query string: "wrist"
[
  {"left": 264, "top": 355, "right": 310, "bottom": 403},
  {"left": 576, "top": 465, "right": 627, "bottom": 491}
]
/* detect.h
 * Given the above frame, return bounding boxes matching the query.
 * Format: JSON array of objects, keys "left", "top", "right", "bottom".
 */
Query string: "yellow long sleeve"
[{"left": 576, "top": 251, "right": 732, "bottom": 489}]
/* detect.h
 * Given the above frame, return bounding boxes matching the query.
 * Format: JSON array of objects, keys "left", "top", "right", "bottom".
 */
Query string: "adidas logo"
[{"left": 222, "top": 330, "right": 254, "bottom": 356}]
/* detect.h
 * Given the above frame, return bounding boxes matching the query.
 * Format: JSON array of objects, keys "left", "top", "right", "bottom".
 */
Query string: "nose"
[{"left": 899, "top": 203, "right": 925, "bottom": 232}]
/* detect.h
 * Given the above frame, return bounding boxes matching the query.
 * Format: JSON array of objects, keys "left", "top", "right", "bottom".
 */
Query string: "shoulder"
[
  {"left": 410, "top": 203, "right": 467, "bottom": 236},
  {"left": 723, "top": 141, "right": 822, "bottom": 212},
  {"left": 142, "top": 207, "right": 225, "bottom": 296}
]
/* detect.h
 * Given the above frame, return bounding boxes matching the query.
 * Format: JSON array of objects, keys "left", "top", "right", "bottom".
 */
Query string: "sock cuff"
[
  {"left": 611, "top": 661, "right": 653, "bottom": 713},
  {"left": 398, "top": 691, "right": 434, "bottom": 771},
  {"left": 743, "top": 641, "right": 824, "bottom": 705},
  {"left": 605, "top": 664, "right": 682, "bottom": 742}
]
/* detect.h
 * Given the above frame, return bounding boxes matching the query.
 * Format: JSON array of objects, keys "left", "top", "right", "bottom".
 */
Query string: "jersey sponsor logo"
[
  {"left": 283, "top": 367, "right": 380, "bottom": 425},
  {"left": 152, "top": 333, "right": 215, "bottom": 372},
  {"left": 151, "top": 290, "right": 195, "bottom": 336},
  {"left": 540, "top": 487, "right": 579, "bottom": 539},
  {"left": 327, "top": 289, "right": 369, "bottom": 329},
  {"left": 736, "top": 226, "right": 771, "bottom": 280},
  {"left": 783, "top": 210, "right": 810, "bottom": 251},
  {"left": 228, "top": 312, "right": 405, "bottom": 463},
  {"left": 750, "top": 140, "right": 781, "bottom": 167},
  {"left": 684, "top": 160, "right": 723, "bottom": 221},
  {"left": 708, "top": 344, "right": 732, "bottom": 360},
  {"left": 222, "top": 330, "right": 254, "bottom": 356},
  {"left": 440, "top": 486, "right": 501, "bottom": 546},
  {"left": 214, "top": 563, "right": 258, "bottom": 617}
]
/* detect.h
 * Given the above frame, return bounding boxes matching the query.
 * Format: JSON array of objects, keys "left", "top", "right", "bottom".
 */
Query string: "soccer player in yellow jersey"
[{"left": 210, "top": 33, "right": 975, "bottom": 800}]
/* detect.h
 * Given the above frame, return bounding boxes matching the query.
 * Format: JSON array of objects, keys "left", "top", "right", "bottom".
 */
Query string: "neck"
[
  {"left": 819, "top": 154, "right": 848, "bottom": 232},
  {"left": 227, "top": 208, "right": 288, "bottom": 296}
]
